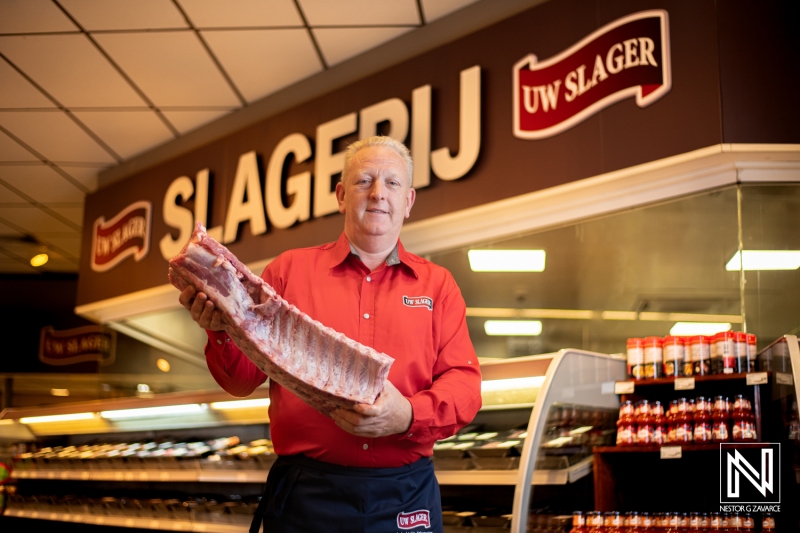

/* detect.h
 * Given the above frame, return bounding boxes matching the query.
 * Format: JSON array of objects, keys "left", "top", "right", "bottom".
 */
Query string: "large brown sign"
[
  {"left": 39, "top": 325, "right": 117, "bottom": 366},
  {"left": 79, "top": 0, "right": 733, "bottom": 307}
]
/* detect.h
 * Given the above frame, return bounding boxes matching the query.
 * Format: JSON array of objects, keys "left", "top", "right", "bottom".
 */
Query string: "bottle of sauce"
[
  {"left": 708, "top": 514, "right": 722, "bottom": 532},
  {"left": 643, "top": 336, "right": 664, "bottom": 379},
  {"left": 687, "top": 513, "right": 701, "bottom": 533},
  {"left": 606, "top": 512, "right": 623, "bottom": 533},
  {"left": 667, "top": 400, "right": 679, "bottom": 443},
  {"left": 694, "top": 396, "right": 712, "bottom": 443},
  {"left": 690, "top": 336, "right": 711, "bottom": 376},
  {"left": 636, "top": 400, "right": 654, "bottom": 446},
  {"left": 761, "top": 513, "right": 775, "bottom": 532},
  {"left": 667, "top": 512, "right": 680, "bottom": 533},
  {"left": 652, "top": 401, "right": 668, "bottom": 445},
  {"left": 627, "top": 338, "right": 646, "bottom": 380},
  {"left": 675, "top": 398, "right": 694, "bottom": 443},
  {"left": 745, "top": 334, "right": 757, "bottom": 372},
  {"left": 681, "top": 337, "right": 694, "bottom": 376},
  {"left": 617, "top": 401, "right": 637, "bottom": 446},
  {"left": 663, "top": 336, "right": 686, "bottom": 377},
  {"left": 732, "top": 395, "right": 753, "bottom": 442},
  {"left": 640, "top": 513, "right": 654, "bottom": 531},
  {"left": 733, "top": 332, "right": 748, "bottom": 374},
  {"left": 712, "top": 396, "right": 730, "bottom": 443},
  {"left": 713, "top": 331, "right": 736, "bottom": 374},
  {"left": 698, "top": 513, "right": 710, "bottom": 531},
  {"left": 570, "top": 511, "right": 588, "bottom": 533},
  {"left": 587, "top": 511, "right": 605, "bottom": 533},
  {"left": 740, "top": 514, "right": 753, "bottom": 532},
  {"left": 627, "top": 512, "right": 642, "bottom": 533},
  {"left": 728, "top": 511, "right": 743, "bottom": 533}
]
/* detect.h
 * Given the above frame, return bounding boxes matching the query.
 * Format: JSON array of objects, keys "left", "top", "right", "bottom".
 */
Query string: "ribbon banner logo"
[
  {"left": 513, "top": 10, "right": 671, "bottom": 140},
  {"left": 397, "top": 509, "right": 431, "bottom": 529},
  {"left": 91, "top": 200, "right": 152, "bottom": 272},
  {"left": 39, "top": 325, "right": 117, "bottom": 366}
]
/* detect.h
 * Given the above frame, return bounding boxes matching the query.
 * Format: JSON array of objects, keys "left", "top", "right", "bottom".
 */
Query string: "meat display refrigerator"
[{"left": 0, "top": 349, "right": 623, "bottom": 532}]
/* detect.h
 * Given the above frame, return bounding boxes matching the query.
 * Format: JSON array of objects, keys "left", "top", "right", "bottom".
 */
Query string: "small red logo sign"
[
  {"left": 91, "top": 201, "right": 152, "bottom": 272},
  {"left": 397, "top": 509, "right": 431, "bottom": 529},
  {"left": 513, "top": 10, "right": 671, "bottom": 139}
]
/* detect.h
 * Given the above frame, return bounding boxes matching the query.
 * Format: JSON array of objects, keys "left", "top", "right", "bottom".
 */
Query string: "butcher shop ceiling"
[{"left": 0, "top": 0, "right": 524, "bottom": 275}]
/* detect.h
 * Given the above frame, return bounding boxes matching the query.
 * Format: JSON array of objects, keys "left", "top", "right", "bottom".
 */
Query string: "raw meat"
[{"left": 168, "top": 223, "right": 394, "bottom": 415}]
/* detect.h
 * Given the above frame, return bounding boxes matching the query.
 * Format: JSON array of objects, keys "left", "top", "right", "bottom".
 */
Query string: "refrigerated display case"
[{"left": 0, "top": 349, "right": 627, "bottom": 532}]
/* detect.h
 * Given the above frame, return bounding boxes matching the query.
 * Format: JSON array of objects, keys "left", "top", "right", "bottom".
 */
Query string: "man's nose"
[{"left": 370, "top": 181, "right": 386, "bottom": 200}]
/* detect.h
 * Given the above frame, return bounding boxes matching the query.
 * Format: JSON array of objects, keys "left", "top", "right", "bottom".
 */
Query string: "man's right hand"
[{"left": 178, "top": 286, "right": 225, "bottom": 332}]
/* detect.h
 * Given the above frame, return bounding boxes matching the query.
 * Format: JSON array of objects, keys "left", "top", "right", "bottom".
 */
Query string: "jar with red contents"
[
  {"left": 713, "top": 331, "right": 736, "bottom": 374},
  {"left": 617, "top": 400, "right": 637, "bottom": 446},
  {"left": 643, "top": 336, "right": 664, "bottom": 379},
  {"left": 732, "top": 395, "right": 756, "bottom": 442},
  {"left": 627, "top": 512, "right": 642, "bottom": 533},
  {"left": 587, "top": 511, "right": 604, "bottom": 533},
  {"left": 636, "top": 400, "right": 655, "bottom": 446},
  {"left": 667, "top": 399, "right": 679, "bottom": 443},
  {"left": 662, "top": 336, "right": 686, "bottom": 377},
  {"left": 605, "top": 512, "right": 623, "bottom": 533},
  {"left": 733, "top": 332, "right": 748, "bottom": 374},
  {"left": 569, "top": 511, "right": 587, "bottom": 533},
  {"left": 674, "top": 398, "right": 694, "bottom": 443},
  {"left": 694, "top": 396, "right": 713, "bottom": 443},
  {"left": 745, "top": 333, "right": 757, "bottom": 373},
  {"left": 712, "top": 395, "right": 731, "bottom": 442},
  {"left": 627, "top": 338, "right": 646, "bottom": 380},
  {"left": 652, "top": 401, "right": 668, "bottom": 445},
  {"left": 689, "top": 336, "right": 711, "bottom": 375}
]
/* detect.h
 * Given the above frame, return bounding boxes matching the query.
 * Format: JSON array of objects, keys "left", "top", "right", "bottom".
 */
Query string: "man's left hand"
[{"left": 330, "top": 380, "right": 412, "bottom": 438}]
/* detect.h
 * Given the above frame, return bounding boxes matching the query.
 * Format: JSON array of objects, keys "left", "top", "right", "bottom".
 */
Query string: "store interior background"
[{"left": 1, "top": 0, "right": 798, "bottom": 410}]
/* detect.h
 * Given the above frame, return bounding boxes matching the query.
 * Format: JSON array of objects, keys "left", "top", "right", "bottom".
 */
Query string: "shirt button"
[
  {"left": 407, "top": 433, "right": 413, "bottom": 437},
  {"left": 362, "top": 443, "right": 369, "bottom": 450},
  {"left": 363, "top": 313, "right": 369, "bottom": 319},
  {"left": 366, "top": 276, "right": 371, "bottom": 282},
  {"left": 216, "top": 339, "right": 222, "bottom": 345}
]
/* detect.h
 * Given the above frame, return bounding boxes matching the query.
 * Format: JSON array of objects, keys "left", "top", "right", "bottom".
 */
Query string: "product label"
[
  {"left": 747, "top": 372, "right": 768, "bottom": 385},
  {"left": 615, "top": 381, "right": 635, "bottom": 394},
  {"left": 660, "top": 446, "right": 682, "bottom": 459},
  {"left": 675, "top": 377, "right": 695, "bottom": 390},
  {"left": 627, "top": 347, "right": 645, "bottom": 364},
  {"left": 644, "top": 346, "right": 663, "bottom": 363}
]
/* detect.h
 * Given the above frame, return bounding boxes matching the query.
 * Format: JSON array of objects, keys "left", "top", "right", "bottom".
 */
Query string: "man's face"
[{"left": 336, "top": 145, "right": 416, "bottom": 246}]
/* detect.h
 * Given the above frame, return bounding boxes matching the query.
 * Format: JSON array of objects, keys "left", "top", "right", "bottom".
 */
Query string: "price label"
[
  {"left": 746, "top": 372, "right": 768, "bottom": 385},
  {"left": 160, "top": 472, "right": 171, "bottom": 481},
  {"left": 236, "top": 472, "right": 249, "bottom": 482},
  {"left": 674, "top": 377, "right": 695, "bottom": 391},
  {"left": 614, "top": 381, "right": 635, "bottom": 394},
  {"left": 776, "top": 373, "right": 794, "bottom": 385},
  {"left": 660, "top": 446, "right": 682, "bottom": 459}
]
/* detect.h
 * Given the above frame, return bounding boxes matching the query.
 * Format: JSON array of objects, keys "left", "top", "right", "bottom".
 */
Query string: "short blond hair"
[{"left": 342, "top": 136, "right": 413, "bottom": 187}]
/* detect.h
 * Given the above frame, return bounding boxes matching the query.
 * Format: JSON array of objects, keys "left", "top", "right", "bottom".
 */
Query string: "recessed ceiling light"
[
  {"left": 484, "top": 320, "right": 542, "bottom": 336},
  {"left": 725, "top": 250, "right": 800, "bottom": 271},
  {"left": 468, "top": 250, "right": 546, "bottom": 272},
  {"left": 669, "top": 322, "right": 732, "bottom": 336},
  {"left": 156, "top": 359, "right": 171, "bottom": 372},
  {"left": 30, "top": 253, "right": 48, "bottom": 267},
  {"left": 50, "top": 388, "right": 69, "bottom": 397}
]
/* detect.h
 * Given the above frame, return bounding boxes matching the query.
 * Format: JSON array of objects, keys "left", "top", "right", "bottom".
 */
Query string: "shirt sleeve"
[
  {"left": 403, "top": 278, "right": 482, "bottom": 444},
  {"left": 203, "top": 257, "right": 286, "bottom": 397}
]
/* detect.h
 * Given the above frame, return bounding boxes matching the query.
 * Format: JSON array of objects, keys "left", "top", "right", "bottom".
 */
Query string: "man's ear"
[
  {"left": 335, "top": 181, "right": 346, "bottom": 214},
  {"left": 405, "top": 188, "right": 416, "bottom": 218}
]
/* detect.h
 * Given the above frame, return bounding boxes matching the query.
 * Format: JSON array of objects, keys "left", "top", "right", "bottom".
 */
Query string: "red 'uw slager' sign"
[
  {"left": 91, "top": 200, "right": 152, "bottom": 272},
  {"left": 39, "top": 325, "right": 116, "bottom": 366},
  {"left": 514, "top": 10, "right": 671, "bottom": 139}
]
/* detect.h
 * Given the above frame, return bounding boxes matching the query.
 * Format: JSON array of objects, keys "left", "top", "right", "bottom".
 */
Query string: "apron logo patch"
[
  {"left": 402, "top": 296, "right": 433, "bottom": 311},
  {"left": 397, "top": 509, "right": 431, "bottom": 529}
]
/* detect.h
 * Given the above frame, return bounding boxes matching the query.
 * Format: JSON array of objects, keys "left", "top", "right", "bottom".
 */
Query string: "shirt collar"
[{"left": 328, "top": 232, "right": 418, "bottom": 277}]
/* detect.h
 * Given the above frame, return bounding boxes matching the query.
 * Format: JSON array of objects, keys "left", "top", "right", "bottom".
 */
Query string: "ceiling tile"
[
  {"left": 0, "top": 206, "right": 78, "bottom": 233},
  {"left": 60, "top": 0, "right": 187, "bottom": 31},
  {"left": 299, "top": 0, "right": 419, "bottom": 26},
  {"left": 42, "top": 234, "right": 82, "bottom": 258},
  {"left": 160, "top": 109, "right": 231, "bottom": 135},
  {"left": 313, "top": 27, "right": 413, "bottom": 66},
  {"left": 0, "top": 59, "right": 55, "bottom": 108},
  {"left": 0, "top": 164, "right": 86, "bottom": 203},
  {"left": 0, "top": 258, "right": 36, "bottom": 273},
  {"left": 56, "top": 164, "right": 102, "bottom": 191},
  {"left": 95, "top": 31, "right": 241, "bottom": 107},
  {"left": 0, "top": 34, "right": 148, "bottom": 107},
  {"left": 420, "top": 0, "right": 480, "bottom": 23},
  {"left": 180, "top": 0, "right": 303, "bottom": 28},
  {"left": 73, "top": 110, "right": 175, "bottom": 160},
  {"left": 47, "top": 205, "right": 84, "bottom": 227},
  {"left": 0, "top": 111, "right": 117, "bottom": 163},
  {"left": 0, "top": 220, "right": 24, "bottom": 236},
  {"left": 0, "top": 180, "right": 27, "bottom": 203},
  {"left": 203, "top": 29, "right": 322, "bottom": 103},
  {"left": 0, "top": 131, "right": 39, "bottom": 161},
  {"left": 0, "top": 0, "right": 78, "bottom": 34}
]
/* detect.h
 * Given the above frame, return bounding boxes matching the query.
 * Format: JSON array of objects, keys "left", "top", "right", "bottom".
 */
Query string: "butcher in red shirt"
[{"left": 178, "top": 136, "right": 482, "bottom": 532}]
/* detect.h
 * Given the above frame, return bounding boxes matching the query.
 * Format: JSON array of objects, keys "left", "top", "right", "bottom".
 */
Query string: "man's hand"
[
  {"left": 330, "top": 380, "right": 413, "bottom": 438},
  {"left": 178, "top": 286, "right": 225, "bottom": 332}
]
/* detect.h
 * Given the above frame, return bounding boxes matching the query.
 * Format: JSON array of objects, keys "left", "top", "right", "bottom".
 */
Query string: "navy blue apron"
[{"left": 249, "top": 454, "right": 443, "bottom": 533}]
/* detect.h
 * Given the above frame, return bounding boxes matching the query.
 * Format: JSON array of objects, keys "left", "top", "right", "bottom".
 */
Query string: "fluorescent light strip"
[
  {"left": 482, "top": 376, "right": 546, "bottom": 392},
  {"left": 468, "top": 250, "right": 546, "bottom": 272},
  {"left": 726, "top": 250, "right": 800, "bottom": 271},
  {"left": 100, "top": 404, "right": 207, "bottom": 420},
  {"left": 20, "top": 412, "right": 95, "bottom": 424},
  {"left": 669, "top": 322, "right": 732, "bottom": 336},
  {"left": 210, "top": 398, "right": 271, "bottom": 410},
  {"left": 484, "top": 320, "right": 542, "bottom": 336},
  {"left": 468, "top": 308, "right": 742, "bottom": 323}
]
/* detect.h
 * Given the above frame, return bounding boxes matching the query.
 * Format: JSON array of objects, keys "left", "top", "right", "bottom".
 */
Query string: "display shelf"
[
  {"left": 3, "top": 509, "right": 249, "bottom": 532},
  {"left": 593, "top": 443, "right": 767, "bottom": 453},
  {"left": 12, "top": 468, "right": 269, "bottom": 483},
  {"left": 433, "top": 455, "right": 593, "bottom": 486}
]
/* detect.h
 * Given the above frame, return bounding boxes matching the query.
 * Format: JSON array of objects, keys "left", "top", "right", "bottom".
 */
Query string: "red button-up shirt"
[{"left": 205, "top": 232, "right": 482, "bottom": 468}]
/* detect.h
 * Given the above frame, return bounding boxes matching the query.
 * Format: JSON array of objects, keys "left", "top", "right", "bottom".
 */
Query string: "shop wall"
[{"left": 77, "top": 0, "right": 790, "bottom": 307}]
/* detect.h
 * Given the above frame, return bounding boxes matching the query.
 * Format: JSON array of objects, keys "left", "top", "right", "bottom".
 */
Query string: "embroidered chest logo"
[
  {"left": 402, "top": 296, "right": 433, "bottom": 311},
  {"left": 397, "top": 509, "right": 431, "bottom": 529}
]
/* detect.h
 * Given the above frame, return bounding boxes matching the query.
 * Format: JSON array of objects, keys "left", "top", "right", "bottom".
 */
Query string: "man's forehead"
[{"left": 350, "top": 147, "right": 408, "bottom": 176}]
